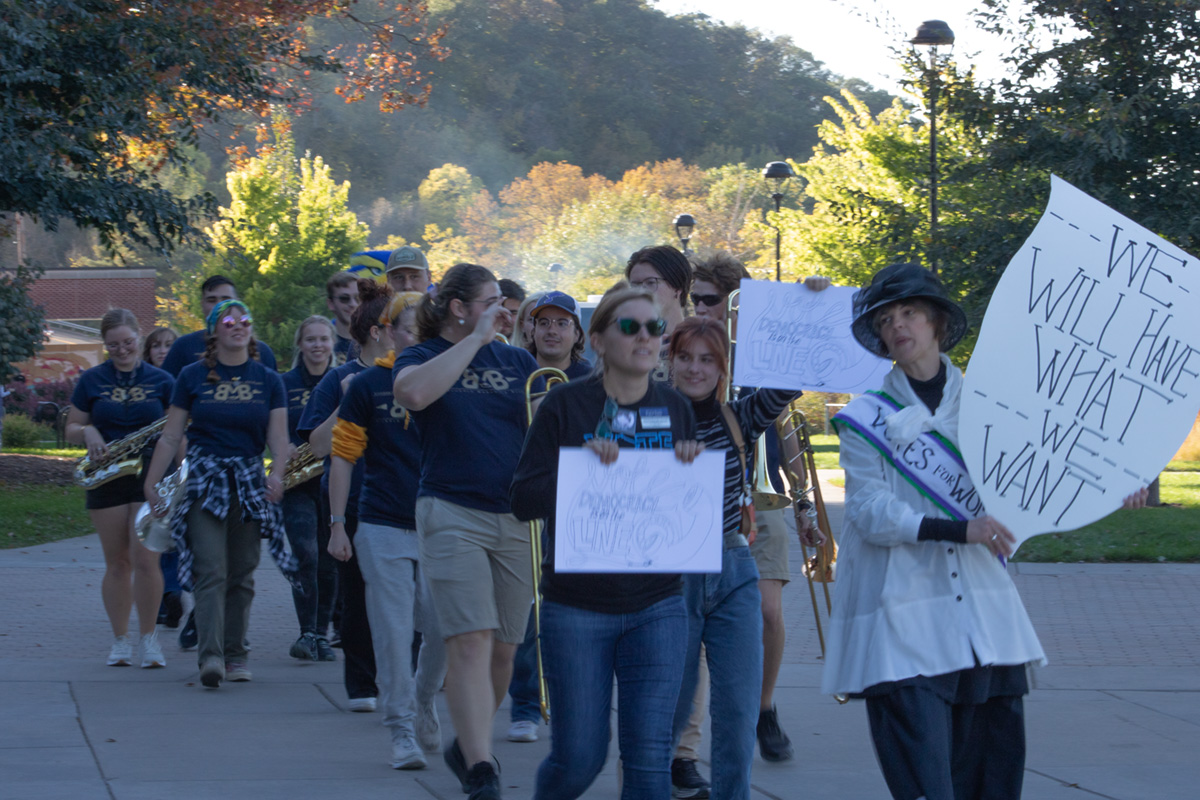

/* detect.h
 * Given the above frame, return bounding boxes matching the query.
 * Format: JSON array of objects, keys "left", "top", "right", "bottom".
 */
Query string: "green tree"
[
  {"left": 200, "top": 116, "right": 369, "bottom": 362},
  {"left": 417, "top": 165, "right": 486, "bottom": 233},
  {"left": 0, "top": 265, "right": 46, "bottom": 383}
]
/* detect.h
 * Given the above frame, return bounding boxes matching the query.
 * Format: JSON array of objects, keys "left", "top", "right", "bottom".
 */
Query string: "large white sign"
[
  {"left": 554, "top": 448, "right": 723, "bottom": 573},
  {"left": 961, "top": 176, "right": 1200, "bottom": 542},
  {"left": 733, "top": 279, "right": 892, "bottom": 393}
]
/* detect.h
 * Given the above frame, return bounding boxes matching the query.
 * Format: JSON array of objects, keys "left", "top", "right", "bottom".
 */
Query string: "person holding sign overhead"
[
  {"left": 510, "top": 280, "right": 703, "bottom": 800},
  {"left": 826, "top": 263, "right": 1146, "bottom": 800}
]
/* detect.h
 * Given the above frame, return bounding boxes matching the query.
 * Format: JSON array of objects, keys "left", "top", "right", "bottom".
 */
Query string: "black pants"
[
  {"left": 866, "top": 686, "right": 1026, "bottom": 800},
  {"left": 322, "top": 493, "right": 377, "bottom": 700}
]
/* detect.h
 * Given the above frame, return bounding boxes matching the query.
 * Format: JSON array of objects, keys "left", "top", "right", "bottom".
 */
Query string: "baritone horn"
[{"left": 524, "top": 366, "right": 569, "bottom": 723}]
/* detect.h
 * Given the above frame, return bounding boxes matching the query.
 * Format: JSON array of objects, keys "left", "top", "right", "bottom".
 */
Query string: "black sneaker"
[
  {"left": 178, "top": 611, "right": 198, "bottom": 651},
  {"left": 444, "top": 737, "right": 470, "bottom": 793},
  {"left": 756, "top": 705, "right": 794, "bottom": 762},
  {"left": 314, "top": 635, "right": 337, "bottom": 662},
  {"left": 671, "top": 758, "right": 711, "bottom": 799},
  {"left": 465, "top": 760, "right": 501, "bottom": 800},
  {"left": 160, "top": 591, "right": 183, "bottom": 628},
  {"left": 289, "top": 633, "right": 318, "bottom": 661}
]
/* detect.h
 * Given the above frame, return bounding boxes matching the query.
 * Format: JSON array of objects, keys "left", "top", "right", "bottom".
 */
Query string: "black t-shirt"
[
  {"left": 281, "top": 365, "right": 327, "bottom": 447},
  {"left": 70, "top": 361, "right": 173, "bottom": 442},
  {"left": 171, "top": 359, "right": 286, "bottom": 457},
  {"left": 510, "top": 375, "right": 697, "bottom": 614}
]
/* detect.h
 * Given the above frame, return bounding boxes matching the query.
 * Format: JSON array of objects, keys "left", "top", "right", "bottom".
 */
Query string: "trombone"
[{"left": 524, "top": 366, "right": 569, "bottom": 723}]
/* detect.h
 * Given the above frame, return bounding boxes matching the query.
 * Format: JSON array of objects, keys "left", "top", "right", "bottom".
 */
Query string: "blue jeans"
[
  {"left": 672, "top": 547, "right": 763, "bottom": 800},
  {"left": 508, "top": 604, "right": 542, "bottom": 723},
  {"left": 536, "top": 595, "right": 688, "bottom": 800},
  {"left": 282, "top": 483, "right": 337, "bottom": 636}
]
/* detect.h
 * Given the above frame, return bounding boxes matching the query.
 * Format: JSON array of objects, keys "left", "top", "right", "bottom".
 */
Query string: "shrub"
[{"left": 2, "top": 412, "right": 52, "bottom": 449}]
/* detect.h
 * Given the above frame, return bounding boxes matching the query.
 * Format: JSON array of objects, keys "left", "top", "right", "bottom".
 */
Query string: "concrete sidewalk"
[{"left": 2, "top": 474, "right": 1199, "bottom": 799}]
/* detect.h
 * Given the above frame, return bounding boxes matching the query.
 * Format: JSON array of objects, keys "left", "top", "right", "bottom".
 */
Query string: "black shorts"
[{"left": 85, "top": 473, "right": 146, "bottom": 510}]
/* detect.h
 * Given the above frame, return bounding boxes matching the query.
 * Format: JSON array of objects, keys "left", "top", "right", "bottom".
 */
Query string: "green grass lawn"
[
  {"left": 5, "top": 447, "right": 86, "bottom": 458},
  {"left": 0, "top": 485, "right": 93, "bottom": 548}
]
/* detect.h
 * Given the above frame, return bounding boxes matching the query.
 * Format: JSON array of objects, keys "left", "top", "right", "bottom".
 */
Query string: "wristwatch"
[{"left": 329, "top": 515, "right": 346, "bottom": 525}]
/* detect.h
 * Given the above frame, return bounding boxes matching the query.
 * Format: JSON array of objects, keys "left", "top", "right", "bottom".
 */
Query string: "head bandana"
[{"left": 206, "top": 299, "right": 252, "bottom": 334}]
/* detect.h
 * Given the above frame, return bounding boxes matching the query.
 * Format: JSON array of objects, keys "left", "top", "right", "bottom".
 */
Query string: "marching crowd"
[{"left": 63, "top": 244, "right": 1147, "bottom": 800}]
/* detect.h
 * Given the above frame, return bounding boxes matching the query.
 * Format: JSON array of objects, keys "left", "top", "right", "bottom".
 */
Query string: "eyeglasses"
[
  {"left": 690, "top": 293, "right": 723, "bottom": 308},
  {"left": 630, "top": 276, "right": 661, "bottom": 292},
  {"left": 104, "top": 338, "right": 137, "bottom": 353},
  {"left": 612, "top": 317, "right": 667, "bottom": 337},
  {"left": 535, "top": 318, "right": 573, "bottom": 331},
  {"left": 595, "top": 396, "right": 619, "bottom": 439},
  {"left": 221, "top": 316, "right": 253, "bottom": 329}
]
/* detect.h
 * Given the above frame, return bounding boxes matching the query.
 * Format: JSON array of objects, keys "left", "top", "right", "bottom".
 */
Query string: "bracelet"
[{"left": 329, "top": 515, "right": 346, "bottom": 525}]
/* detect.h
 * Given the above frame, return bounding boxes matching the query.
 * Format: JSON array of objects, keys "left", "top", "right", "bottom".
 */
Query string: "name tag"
[{"left": 639, "top": 406, "right": 671, "bottom": 430}]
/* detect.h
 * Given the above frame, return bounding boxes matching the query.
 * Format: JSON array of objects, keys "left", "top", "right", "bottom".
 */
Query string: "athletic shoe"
[
  {"left": 178, "top": 611, "right": 198, "bottom": 651},
  {"left": 199, "top": 656, "right": 223, "bottom": 688},
  {"left": 139, "top": 631, "right": 166, "bottom": 668},
  {"left": 160, "top": 591, "right": 183, "bottom": 629},
  {"left": 225, "top": 661, "right": 252, "bottom": 682},
  {"left": 506, "top": 719, "right": 538, "bottom": 743},
  {"left": 416, "top": 701, "right": 440, "bottom": 753},
  {"left": 106, "top": 634, "right": 134, "bottom": 666},
  {"left": 348, "top": 697, "right": 377, "bottom": 713},
  {"left": 314, "top": 635, "right": 337, "bottom": 662},
  {"left": 391, "top": 735, "right": 428, "bottom": 770},
  {"left": 671, "top": 758, "right": 711, "bottom": 799},
  {"left": 756, "top": 705, "right": 794, "bottom": 762},
  {"left": 444, "top": 737, "right": 470, "bottom": 793},
  {"left": 465, "top": 760, "right": 501, "bottom": 800},
  {"left": 289, "top": 632, "right": 318, "bottom": 661}
]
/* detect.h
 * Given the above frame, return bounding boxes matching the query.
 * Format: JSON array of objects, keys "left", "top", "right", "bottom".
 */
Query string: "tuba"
[
  {"left": 134, "top": 457, "right": 189, "bottom": 553},
  {"left": 524, "top": 366, "right": 570, "bottom": 723},
  {"left": 281, "top": 443, "right": 324, "bottom": 491},
  {"left": 74, "top": 417, "right": 165, "bottom": 489}
]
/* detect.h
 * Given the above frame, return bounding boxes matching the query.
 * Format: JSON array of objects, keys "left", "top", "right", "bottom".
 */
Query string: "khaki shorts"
[
  {"left": 416, "top": 496, "right": 534, "bottom": 644},
  {"left": 750, "top": 506, "right": 793, "bottom": 583}
]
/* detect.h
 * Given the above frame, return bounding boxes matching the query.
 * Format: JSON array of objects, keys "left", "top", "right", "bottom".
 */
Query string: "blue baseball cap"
[{"left": 531, "top": 291, "right": 582, "bottom": 325}]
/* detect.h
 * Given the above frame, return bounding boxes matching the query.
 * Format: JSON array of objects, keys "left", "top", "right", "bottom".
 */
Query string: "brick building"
[{"left": 27, "top": 268, "right": 157, "bottom": 330}]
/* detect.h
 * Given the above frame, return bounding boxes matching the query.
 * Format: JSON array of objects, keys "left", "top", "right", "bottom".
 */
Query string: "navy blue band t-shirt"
[
  {"left": 71, "top": 361, "right": 174, "bottom": 443},
  {"left": 393, "top": 337, "right": 542, "bottom": 513},
  {"left": 337, "top": 365, "right": 421, "bottom": 529},
  {"left": 171, "top": 359, "right": 286, "bottom": 457},
  {"left": 298, "top": 358, "right": 368, "bottom": 498},
  {"left": 282, "top": 365, "right": 328, "bottom": 446},
  {"left": 161, "top": 329, "right": 277, "bottom": 377}
]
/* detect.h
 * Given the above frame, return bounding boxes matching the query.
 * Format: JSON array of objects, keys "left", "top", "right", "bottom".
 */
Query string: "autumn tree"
[{"left": 0, "top": 0, "right": 446, "bottom": 251}]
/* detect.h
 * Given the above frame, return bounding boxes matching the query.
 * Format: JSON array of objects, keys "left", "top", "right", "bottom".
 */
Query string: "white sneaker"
[
  {"left": 348, "top": 697, "right": 377, "bottom": 713},
  {"left": 107, "top": 634, "right": 134, "bottom": 666},
  {"left": 390, "top": 735, "right": 427, "bottom": 770},
  {"left": 139, "top": 631, "right": 166, "bottom": 668},
  {"left": 506, "top": 719, "right": 539, "bottom": 743},
  {"left": 416, "top": 701, "right": 440, "bottom": 752}
]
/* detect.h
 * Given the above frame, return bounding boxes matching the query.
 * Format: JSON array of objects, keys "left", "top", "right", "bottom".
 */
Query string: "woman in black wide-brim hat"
[{"left": 823, "top": 263, "right": 1144, "bottom": 800}]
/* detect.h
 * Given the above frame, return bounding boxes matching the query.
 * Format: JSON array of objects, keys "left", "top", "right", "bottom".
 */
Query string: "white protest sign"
[
  {"left": 733, "top": 279, "right": 892, "bottom": 393},
  {"left": 554, "top": 447, "right": 723, "bottom": 573},
  {"left": 960, "top": 176, "right": 1200, "bottom": 543}
]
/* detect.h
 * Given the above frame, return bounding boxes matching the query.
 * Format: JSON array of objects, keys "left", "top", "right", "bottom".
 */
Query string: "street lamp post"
[
  {"left": 548, "top": 262, "right": 563, "bottom": 290},
  {"left": 762, "top": 161, "right": 795, "bottom": 281},
  {"left": 673, "top": 213, "right": 696, "bottom": 254},
  {"left": 910, "top": 19, "right": 955, "bottom": 276}
]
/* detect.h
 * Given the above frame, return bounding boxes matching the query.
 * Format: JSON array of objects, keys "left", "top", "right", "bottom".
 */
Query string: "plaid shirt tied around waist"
[{"left": 170, "top": 449, "right": 301, "bottom": 593}]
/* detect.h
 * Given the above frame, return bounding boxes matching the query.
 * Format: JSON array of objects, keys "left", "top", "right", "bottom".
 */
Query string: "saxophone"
[
  {"left": 74, "top": 417, "right": 166, "bottom": 489},
  {"left": 281, "top": 442, "right": 324, "bottom": 490}
]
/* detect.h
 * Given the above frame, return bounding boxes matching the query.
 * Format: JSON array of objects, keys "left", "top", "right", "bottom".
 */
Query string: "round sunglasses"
[{"left": 220, "top": 316, "right": 253, "bottom": 329}]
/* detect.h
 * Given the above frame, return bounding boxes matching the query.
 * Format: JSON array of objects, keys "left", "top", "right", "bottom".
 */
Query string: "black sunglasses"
[
  {"left": 613, "top": 317, "right": 667, "bottom": 336},
  {"left": 690, "top": 293, "right": 723, "bottom": 308}
]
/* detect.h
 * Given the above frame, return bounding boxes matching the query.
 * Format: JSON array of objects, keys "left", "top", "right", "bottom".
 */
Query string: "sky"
[{"left": 650, "top": 0, "right": 1016, "bottom": 92}]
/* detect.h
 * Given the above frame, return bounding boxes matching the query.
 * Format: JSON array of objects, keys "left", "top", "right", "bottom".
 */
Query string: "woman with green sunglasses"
[{"left": 512, "top": 280, "right": 704, "bottom": 800}]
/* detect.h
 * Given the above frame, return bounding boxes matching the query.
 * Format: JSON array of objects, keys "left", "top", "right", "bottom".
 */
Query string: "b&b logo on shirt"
[
  {"left": 210, "top": 382, "right": 259, "bottom": 402},
  {"left": 459, "top": 368, "right": 512, "bottom": 392},
  {"left": 108, "top": 387, "right": 149, "bottom": 403}
]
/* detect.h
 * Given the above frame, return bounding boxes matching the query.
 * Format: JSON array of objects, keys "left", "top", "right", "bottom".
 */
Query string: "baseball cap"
[
  {"left": 531, "top": 291, "right": 582, "bottom": 325},
  {"left": 386, "top": 246, "right": 430, "bottom": 273}
]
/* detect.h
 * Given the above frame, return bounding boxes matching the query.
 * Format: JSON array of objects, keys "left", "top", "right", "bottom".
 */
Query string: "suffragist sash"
[{"left": 833, "top": 392, "right": 985, "bottom": 521}]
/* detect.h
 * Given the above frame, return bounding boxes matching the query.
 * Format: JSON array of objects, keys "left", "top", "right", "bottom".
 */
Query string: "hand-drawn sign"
[
  {"left": 960, "top": 176, "right": 1200, "bottom": 544},
  {"left": 733, "top": 280, "right": 892, "bottom": 393},
  {"left": 554, "top": 448, "right": 723, "bottom": 573}
]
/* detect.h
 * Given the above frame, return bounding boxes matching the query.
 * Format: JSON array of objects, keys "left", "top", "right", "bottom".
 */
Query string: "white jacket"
[{"left": 821, "top": 356, "right": 1046, "bottom": 696}]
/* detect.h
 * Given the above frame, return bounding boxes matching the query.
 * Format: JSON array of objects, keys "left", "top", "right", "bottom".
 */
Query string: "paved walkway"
[{"left": 2, "top": 474, "right": 1199, "bottom": 799}]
